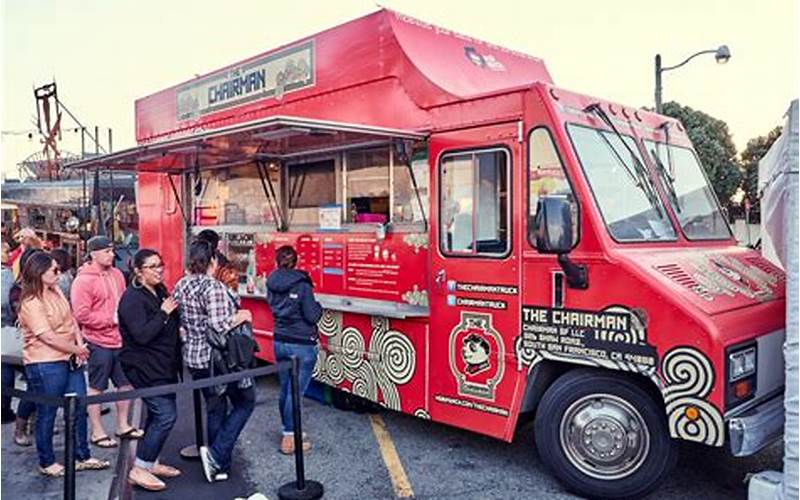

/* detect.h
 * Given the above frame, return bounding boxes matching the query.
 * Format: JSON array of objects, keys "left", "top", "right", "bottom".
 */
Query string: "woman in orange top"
[{"left": 17, "top": 252, "right": 111, "bottom": 477}]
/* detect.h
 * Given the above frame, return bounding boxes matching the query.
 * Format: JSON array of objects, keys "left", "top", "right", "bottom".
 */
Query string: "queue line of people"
[{"left": 3, "top": 228, "right": 325, "bottom": 493}]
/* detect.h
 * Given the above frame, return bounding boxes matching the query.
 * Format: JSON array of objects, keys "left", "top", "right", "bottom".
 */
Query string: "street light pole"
[
  {"left": 655, "top": 54, "right": 663, "bottom": 115},
  {"left": 654, "top": 45, "right": 731, "bottom": 114}
]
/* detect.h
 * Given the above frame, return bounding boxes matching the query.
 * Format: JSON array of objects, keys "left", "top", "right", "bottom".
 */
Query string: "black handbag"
[
  {"left": 208, "top": 288, "right": 259, "bottom": 371},
  {"left": 225, "top": 322, "right": 259, "bottom": 371}
]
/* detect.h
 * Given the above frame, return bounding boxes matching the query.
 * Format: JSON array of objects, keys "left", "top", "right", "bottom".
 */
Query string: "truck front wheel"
[{"left": 534, "top": 369, "right": 677, "bottom": 499}]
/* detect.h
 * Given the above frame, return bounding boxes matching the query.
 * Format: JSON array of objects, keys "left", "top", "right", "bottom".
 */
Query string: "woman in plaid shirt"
[{"left": 172, "top": 240, "right": 252, "bottom": 483}]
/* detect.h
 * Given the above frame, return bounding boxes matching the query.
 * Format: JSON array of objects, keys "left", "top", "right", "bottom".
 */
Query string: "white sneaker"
[
  {"left": 199, "top": 446, "right": 217, "bottom": 483},
  {"left": 214, "top": 472, "right": 228, "bottom": 481}
]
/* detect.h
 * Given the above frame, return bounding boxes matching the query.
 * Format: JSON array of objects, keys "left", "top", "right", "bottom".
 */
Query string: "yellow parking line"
[{"left": 369, "top": 414, "right": 415, "bottom": 498}]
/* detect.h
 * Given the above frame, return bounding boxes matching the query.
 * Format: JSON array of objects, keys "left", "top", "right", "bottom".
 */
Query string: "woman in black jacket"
[
  {"left": 266, "top": 245, "right": 322, "bottom": 455},
  {"left": 118, "top": 249, "right": 181, "bottom": 491}
]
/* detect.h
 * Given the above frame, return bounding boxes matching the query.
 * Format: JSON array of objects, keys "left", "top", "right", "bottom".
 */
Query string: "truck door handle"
[{"left": 435, "top": 269, "right": 446, "bottom": 288}]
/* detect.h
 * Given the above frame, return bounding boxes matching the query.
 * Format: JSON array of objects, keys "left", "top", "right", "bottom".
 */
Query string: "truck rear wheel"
[{"left": 534, "top": 368, "right": 677, "bottom": 499}]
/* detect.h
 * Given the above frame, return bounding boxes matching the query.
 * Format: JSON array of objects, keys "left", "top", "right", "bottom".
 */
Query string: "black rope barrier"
[{"left": 1, "top": 356, "right": 324, "bottom": 500}]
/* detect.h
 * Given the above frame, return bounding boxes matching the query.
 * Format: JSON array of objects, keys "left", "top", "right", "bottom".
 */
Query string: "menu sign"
[{"left": 346, "top": 238, "right": 400, "bottom": 297}]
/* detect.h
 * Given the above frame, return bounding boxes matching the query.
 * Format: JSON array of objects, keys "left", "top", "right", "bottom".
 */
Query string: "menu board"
[
  {"left": 346, "top": 237, "right": 401, "bottom": 296},
  {"left": 251, "top": 231, "right": 427, "bottom": 305}
]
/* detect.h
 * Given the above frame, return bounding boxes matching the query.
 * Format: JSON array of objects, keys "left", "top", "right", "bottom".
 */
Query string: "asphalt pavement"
[{"left": 1, "top": 374, "right": 785, "bottom": 499}]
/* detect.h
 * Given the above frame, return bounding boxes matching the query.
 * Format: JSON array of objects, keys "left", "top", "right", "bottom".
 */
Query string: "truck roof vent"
[
  {"left": 743, "top": 257, "right": 786, "bottom": 282},
  {"left": 654, "top": 263, "right": 698, "bottom": 288}
]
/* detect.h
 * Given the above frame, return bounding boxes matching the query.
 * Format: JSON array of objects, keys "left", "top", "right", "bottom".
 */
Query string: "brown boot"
[
  {"left": 14, "top": 417, "right": 31, "bottom": 446},
  {"left": 279, "top": 434, "right": 311, "bottom": 455}
]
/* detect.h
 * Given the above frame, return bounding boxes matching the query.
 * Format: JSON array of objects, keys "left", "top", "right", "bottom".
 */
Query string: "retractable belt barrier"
[{"left": 1, "top": 355, "right": 324, "bottom": 500}]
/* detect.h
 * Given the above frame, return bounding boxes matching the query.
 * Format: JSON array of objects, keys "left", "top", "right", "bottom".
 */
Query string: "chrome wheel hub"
[{"left": 560, "top": 394, "right": 650, "bottom": 480}]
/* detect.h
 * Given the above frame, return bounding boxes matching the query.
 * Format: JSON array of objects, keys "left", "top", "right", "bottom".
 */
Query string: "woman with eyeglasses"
[
  {"left": 17, "top": 251, "right": 111, "bottom": 477},
  {"left": 118, "top": 249, "right": 181, "bottom": 491}
]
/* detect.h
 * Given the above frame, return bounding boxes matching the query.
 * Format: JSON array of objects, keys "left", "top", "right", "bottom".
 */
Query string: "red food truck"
[{"left": 73, "top": 9, "right": 786, "bottom": 498}]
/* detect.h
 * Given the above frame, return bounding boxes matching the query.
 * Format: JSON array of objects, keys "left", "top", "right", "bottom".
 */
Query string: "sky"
[{"left": 1, "top": 0, "right": 797, "bottom": 180}]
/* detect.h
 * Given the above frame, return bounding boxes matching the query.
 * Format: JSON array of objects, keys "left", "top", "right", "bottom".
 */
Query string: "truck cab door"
[{"left": 427, "top": 126, "right": 522, "bottom": 440}]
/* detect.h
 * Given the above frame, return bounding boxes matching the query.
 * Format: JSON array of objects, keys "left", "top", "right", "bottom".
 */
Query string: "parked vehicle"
[{"left": 72, "top": 10, "right": 786, "bottom": 498}]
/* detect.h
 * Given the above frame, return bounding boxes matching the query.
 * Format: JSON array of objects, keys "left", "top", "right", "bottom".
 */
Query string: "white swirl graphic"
[
  {"left": 518, "top": 345, "right": 662, "bottom": 389},
  {"left": 340, "top": 327, "right": 366, "bottom": 373},
  {"left": 662, "top": 348, "right": 714, "bottom": 399},
  {"left": 375, "top": 330, "right": 415, "bottom": 384},
  {"left": 376, "top": 371, "right": 401, "bottom": 410},
  {"left": 313, "top": 349, "right": 327, "bottom": 381},
  {"left": 666, "top": 398, "right": 723, "bottom": 446},
  {"left": 371, "top": 316, "right": 390, "bottom": 337},
  {"left": 515, "top": 335, "right": 538, "bottom": 370},
  {"left": 602, "top": 306, "right": 646, "bottom": 344},
  {"left": 351, "top": 364, "right": 378, "bottom": 402},
  {"left": 318, "top": 310, "right": 342, "bottom": 337},
  {"left": 413, "top": 409, "right": 431, "bottom": 420},
  {"left": 324, "top": 352, "right": 346, "bottom": 384},
  {"left": 313, "top": 317, "right": 417, "bottom": 411},
  {"left": 662, "top": 347, "right": 724, "bottom": 446}
]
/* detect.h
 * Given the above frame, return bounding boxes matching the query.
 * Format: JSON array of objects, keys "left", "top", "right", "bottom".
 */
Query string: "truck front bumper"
[{"left": 727, "top": 394, "right": 784, "bottom": 457}]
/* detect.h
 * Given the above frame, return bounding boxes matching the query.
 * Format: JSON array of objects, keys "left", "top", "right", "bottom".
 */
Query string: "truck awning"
[{"left": 65, "top": 116, "right": 428, "bottom": 174}]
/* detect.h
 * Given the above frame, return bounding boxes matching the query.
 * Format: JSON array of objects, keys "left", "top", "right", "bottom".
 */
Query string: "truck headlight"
[{"left": 729, "top": 346, "right": 756, "bottom": 382}]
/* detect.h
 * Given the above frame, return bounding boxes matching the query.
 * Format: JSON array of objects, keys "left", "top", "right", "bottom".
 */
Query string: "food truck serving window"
[
  {"left": 343, "top": 146, "right": 429, "bottom": 227},
  {"left": 528, "top": 127, "right": 578, "bottom": 248},
  {"left": 393, "top": 147, "right": 429, "bottom": 225},
  {"left": 644, "top": 140, "right": 731, "bottom": 240},
  {"left": 289, "top": 160, "right": 336, "bottom": 208},
  {"left": 567, "top": 124, "right": 676, "bottom": 242},
  {"left": 345, "top": 149, "right": 390, "bottom": 223},
  {"left": 195, "top": 164, "right": 281, "bottom": 226},
  {"left": 439, "top": 149, "right": 509, "bottom": 257}
]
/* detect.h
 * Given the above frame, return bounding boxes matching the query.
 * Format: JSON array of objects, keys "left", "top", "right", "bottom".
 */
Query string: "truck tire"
[{"left": 534, "top": 368, "right": 677, "bottom": 499}]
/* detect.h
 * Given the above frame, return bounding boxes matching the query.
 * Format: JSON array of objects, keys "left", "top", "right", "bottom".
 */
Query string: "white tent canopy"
[
  {"left": 759, "top": 100, "right": 798, "bottom": 268},
  {"left": 755, "top": 99, "right": 798, "bottom": 500}
]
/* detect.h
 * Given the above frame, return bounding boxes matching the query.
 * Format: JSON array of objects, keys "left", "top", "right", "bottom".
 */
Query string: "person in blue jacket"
[{"left": 266, "top": 245, "right": 322, "bottom": 455}]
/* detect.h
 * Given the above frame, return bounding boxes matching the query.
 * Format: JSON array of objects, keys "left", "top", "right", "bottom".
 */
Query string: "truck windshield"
[
  {"left": 567, "top": 124, "right": 676, "bottom": 242},
  {"left": 644, "top": 140, "right": 732, "bottom": 240}
]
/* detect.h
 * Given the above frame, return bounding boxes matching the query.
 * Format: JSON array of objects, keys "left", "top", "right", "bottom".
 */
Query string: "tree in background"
[
  {"left": 661, "top": 101, "right": 741, "bottom": 212},
  {"left": 739, "top": 126, "right": 783, "bottom": 220}
]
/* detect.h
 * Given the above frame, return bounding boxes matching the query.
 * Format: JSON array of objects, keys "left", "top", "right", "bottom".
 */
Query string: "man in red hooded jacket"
[{"left": 71, "top": 236, "right": 142, "bottom": 448}]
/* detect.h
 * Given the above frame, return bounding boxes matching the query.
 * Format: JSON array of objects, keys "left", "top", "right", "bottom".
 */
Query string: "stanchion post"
[
  {"left": 291, "top": 356, "right": 306, "bottom": 490},
  {"left": 193, "top": 388, "right": 204, "bottom": 447},
  {"left": 278, "top": 357, "right": 323, "bottom": 500},
  {"left": 180, "top": 388, "right": 205, "bottom": 460},
  {"left": 63, "top": 393, "right": 78, "bottom": 500}
]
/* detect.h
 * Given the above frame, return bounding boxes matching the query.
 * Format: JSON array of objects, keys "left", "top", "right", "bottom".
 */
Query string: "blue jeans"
[
  {"left": 135, "top": 395, "right": 177, "bottom": 469},
  {"left": 25, "top": 361, "right": 90, "bottom": 467},
  {"left": 2, "top": 363, "right": 35, "bottom": 419},
  {"left": 189, "top": 368, "right": 255, "bottom": 473},
  {"left": 274, "top": 342, "right": 318, "bottom": 435}
]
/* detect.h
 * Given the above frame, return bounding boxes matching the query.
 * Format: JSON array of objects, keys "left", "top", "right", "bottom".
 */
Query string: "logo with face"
[
  {"left": 462, "top": 333, "right": 490, "bottom": 374},
  {"left": 449, "top": 312, "right": 504, "bottom": 401}
]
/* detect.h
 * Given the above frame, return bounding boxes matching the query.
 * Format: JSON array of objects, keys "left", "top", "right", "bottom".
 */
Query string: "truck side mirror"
[
  {"left": 533, "top": 197, "right": 588, "bottom": 289},
  {"left": 533, "top": 197, "right": 573, "bottom": 254}
]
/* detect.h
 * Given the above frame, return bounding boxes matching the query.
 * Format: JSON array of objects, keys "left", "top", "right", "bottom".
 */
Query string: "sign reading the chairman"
[
  {"left": 520, "top": 305, "right": 658, "bottom": 367},
  {"left": 176, "top": 40, "right": 315, "bottom": 121}
]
